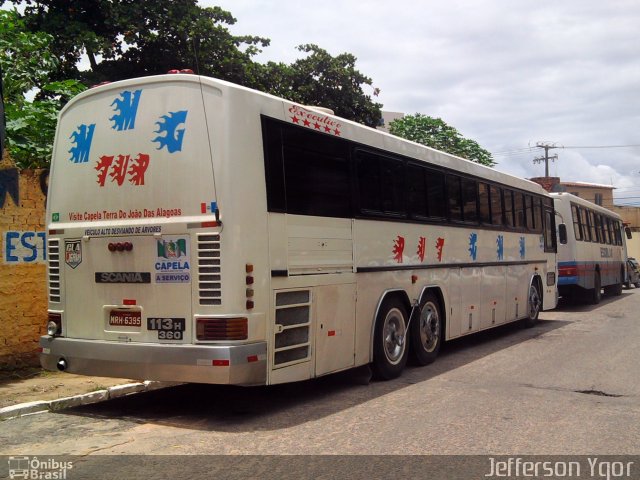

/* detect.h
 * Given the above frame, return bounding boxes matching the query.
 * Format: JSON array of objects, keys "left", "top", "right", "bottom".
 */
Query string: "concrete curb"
[{"left": 0, "top": 381, "right": 179, "bottom": 421}]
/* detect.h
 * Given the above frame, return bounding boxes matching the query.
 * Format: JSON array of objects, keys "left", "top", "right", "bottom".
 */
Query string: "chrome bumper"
[{"left": 40, "top": 336, "right": 267, "bottom": 386}]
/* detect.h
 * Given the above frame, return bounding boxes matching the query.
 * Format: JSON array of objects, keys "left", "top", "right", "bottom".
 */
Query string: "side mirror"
[
  {"left": 625, "top": 227, "right": 632, "bottom": 240},
  {"left": 558, "top": 224, "right": 568, "bottom": 245}
]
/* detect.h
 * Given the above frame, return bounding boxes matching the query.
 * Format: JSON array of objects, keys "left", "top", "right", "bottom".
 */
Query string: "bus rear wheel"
[
  {"left": 588, "top": 272, "right": 601, "bottom": 305},
  {"left": 372, "top": 298, "right": 408, "bottom": 380},
  {"left": 409, "top": 293, "right": 442, "bottom": 365}
]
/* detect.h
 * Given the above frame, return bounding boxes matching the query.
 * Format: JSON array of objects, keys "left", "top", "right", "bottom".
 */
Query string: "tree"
[
  {"left": 11, "top": 0, "right": 382, "bottom": 126},
  {"left": 0, "top": 9, "right": 86, "bottom": 168},
  {"left": 389, "top": 113, "right": 495, "bottom": 166},
  {"left": 283, "top": 44, "right": 382, "bottom": 128}
]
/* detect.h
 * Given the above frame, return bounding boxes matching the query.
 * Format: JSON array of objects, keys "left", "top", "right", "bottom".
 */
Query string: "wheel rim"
[
  {"left": 419, "top": 301, "right": 440, "bottom": 353},
  {"left": 528, "top": 284, "right": 541, "bottom": 319},
  {"left": 382, "top": 308, "right": 406, "bottom": 365}
]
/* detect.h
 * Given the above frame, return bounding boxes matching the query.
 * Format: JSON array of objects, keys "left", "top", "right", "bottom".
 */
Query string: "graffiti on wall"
[{"left": 0, "top": 166, "right": 19, "bottom": 208}]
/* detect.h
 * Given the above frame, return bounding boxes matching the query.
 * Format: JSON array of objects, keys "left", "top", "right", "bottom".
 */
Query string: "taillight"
[
  {"left": 47, "top": 312, "right": 62, "bottom": 336},
  {"left": 108, "top": 242, "right": 134, "bottom": 252},
  {"left": 246, "top": 263, "right": 254, "bottom": 309},
  {"left": 559, "top": 265, "right": 578, "bottom": 277},
  {"left": 196, "top": 318, "right": 248, "bottom": 341}
]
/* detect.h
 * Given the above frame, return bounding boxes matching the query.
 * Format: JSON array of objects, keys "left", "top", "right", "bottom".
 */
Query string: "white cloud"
[{"left": 206, "top": 0, "right": 640, "bottom": 201}]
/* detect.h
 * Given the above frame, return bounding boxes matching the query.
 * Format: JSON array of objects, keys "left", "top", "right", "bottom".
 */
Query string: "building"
[{"left": 377, "top": 111, "right": 404, "bottom": 132}]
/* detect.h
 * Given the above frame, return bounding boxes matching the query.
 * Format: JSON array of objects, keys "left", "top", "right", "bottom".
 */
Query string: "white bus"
[
  {"left": 41, "top": 73, "right": 558, "bottom": 385},
  {"left": 552, "top": 192, "right": 628, "bottom": 304}
]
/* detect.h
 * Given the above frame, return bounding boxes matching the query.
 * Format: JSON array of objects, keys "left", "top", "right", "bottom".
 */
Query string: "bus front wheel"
[
  {"left": 523, "top": 280, "right": 542, "bottom": 328},
  {"left": 409, "top": 292, "right": 442, "bottom": 365},
  {"left": 372, "top": 298, "right": 408, "bottom": 380}
]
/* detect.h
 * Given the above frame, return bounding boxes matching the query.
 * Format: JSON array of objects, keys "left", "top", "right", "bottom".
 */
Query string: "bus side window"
[
  {"left": 587, "top": 210, "right": 598, "bottom": 242},
  {"left": 447, "top": 175, "right": 462, "bottom": 222},
  {"left": 514, "top": 192, "right": 525, "bottom": 229},
  {"left": 571, "top": 204, "right": 583, "bottom": 241},
  {"left": 543, "top": 200, "right": 557, "bottom": 252},
  {"left": 407, "top": 164, "right": 427, "bottom": 218},
  {"left": 461, "top": 178, "right": 478, "bottom": 223},
  {"left": 504, "top": 190, "right": 515, "bottom": 228},
  {"left": 533, "top": 197, "right": 543, "bottom": 233},
  {"left": 356, "top": 150, "right": 405, "bottom": 216},
  {"left": 426, "top": 169, "right": 446, "bottom": 219},
  {"left": 478, "top": 182, "right": 491, "bottom": 224},
  {"left": 581, "top": 207, "right": 592, "bottom": 242},
  {"left": 524, "top": 195, "right": 533, "bottom": 230},
  {"left": 490, "top": 185, "right": 503, "bottom": 226}
]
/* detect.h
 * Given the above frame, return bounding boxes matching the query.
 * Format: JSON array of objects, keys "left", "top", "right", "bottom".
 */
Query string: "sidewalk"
[{"left": 0, "top": 367, "right": 166, "bottom": 420}]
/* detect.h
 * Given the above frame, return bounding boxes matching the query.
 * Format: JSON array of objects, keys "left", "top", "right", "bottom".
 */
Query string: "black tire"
[
  {"left": 588, "top": 271, "right": 601, "bottom": 305},
  {"left": 409, "top": 292, "right": 442, "bottom": 366},
  {"left": 604, "top": 269, "right": 624, "bottom": 297},
  {"left": 635, "top": 282, "right": 640, "bottom": 288},
  {"left": 523, "top": 280, "right": 542, "bottom": 328},
  {"left": 612, "top": 280, "right": 623, "bottom": 296},
  {"left": 372, "top": 297, "right": 409, "bottom": 380}
]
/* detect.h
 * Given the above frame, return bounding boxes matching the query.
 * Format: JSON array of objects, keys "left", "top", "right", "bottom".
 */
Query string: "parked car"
[{"left": 626, "top": 257, "right": 640, "bottom": 288}]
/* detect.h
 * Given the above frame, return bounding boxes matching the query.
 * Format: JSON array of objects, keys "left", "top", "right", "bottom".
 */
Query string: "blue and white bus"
[{"left": 553, "top": 192, "right": 628, "bottom": 304}]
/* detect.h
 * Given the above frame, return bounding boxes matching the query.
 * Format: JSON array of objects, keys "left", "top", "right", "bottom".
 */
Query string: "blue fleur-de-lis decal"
[
  {"left": 68, "top": 123, "right": 95, "bottom": 163},
  {"left": 469, "top": 232, "right": 478, "bottom": 261},
  {"left": 110, "top": 90, "right": 142, "bottom": 131},
  {"left": 152, "top": 110, "right": 188, "bottom": 153},
  {"left": 496, "top": 235, "right": 504, "bottom": 260},
  {"left": 519, "top": 236, "right": 526, "bottom": 259}
]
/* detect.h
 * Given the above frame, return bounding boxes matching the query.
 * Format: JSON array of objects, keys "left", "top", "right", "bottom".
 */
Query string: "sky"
[{"left": 205, "top": 0, "right": 640, "bottom": 206}]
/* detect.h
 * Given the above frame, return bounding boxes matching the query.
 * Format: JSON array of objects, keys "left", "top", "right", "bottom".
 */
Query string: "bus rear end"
[{"left": 40, "top": 74, "right": 267, "bottom": 385}]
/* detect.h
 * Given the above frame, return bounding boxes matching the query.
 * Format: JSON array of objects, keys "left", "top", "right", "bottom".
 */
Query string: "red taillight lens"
[
  {"left": 196, "top": 318, "right": 248, "bottom": 341},
  {"left": 108, "top": 243, "right": 117, "bottom": 252},
  {"left": 559, "top": 266, "right": 578, "bottom": 277}
]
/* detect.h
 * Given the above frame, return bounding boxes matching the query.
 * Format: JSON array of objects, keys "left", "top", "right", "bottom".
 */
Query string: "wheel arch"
[
  {"left": 368, "top": 289, "right": 411, "bottom": 362},
  {"left": 529, "top": 273, "right": 544, "bottom": 304},
  {"left": 417, "top": 285, "right": 447, "bottom": 340}
]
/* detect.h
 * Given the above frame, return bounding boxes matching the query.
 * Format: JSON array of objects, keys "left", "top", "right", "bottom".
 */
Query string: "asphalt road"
[{"left": 1, "top": 289, "right": 639, "bottom": 458}]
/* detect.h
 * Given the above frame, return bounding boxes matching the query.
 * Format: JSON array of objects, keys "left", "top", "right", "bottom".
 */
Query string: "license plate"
[{"left": 109, "top": 310, "right": 142, "bottom": 327}]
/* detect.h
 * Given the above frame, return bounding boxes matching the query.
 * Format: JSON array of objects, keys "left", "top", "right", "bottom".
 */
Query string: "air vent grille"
[
  {"left": 48, "top": 239, "right": 61, "bottom": 303},
  {"left": 197, "top": 234, "right": 221, "bottom": 305}
]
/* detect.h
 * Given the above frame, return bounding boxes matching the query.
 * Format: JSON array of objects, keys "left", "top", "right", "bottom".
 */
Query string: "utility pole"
[{"left": 532, "top": 141, "right": 560, "bottom": 177}]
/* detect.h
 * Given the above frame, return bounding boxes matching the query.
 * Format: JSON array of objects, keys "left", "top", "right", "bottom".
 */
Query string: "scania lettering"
[
  {"left": 95, "top": 272, "right": 150, "bottom": 283},
  {"left": 41, "top": 73, "right": 557, "bottom": 385}
]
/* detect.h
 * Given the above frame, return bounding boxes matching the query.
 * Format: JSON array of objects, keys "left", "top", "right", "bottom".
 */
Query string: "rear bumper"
[{"left": 40, "top": 336, "right": 267, "bottom": 386}]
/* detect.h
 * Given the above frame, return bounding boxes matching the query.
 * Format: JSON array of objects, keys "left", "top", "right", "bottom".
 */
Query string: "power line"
[{"left": 563, "top": 144, "right": 640, "bottom": 149}]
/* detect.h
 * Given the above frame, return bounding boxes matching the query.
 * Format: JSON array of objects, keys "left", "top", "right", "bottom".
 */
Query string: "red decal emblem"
[
  {"left": 417, "top": 236, "right": 426, "bottom": 262},
  {"left": 96, "top": 153, "right": 150, "bottom": 187},
  {"left": 288, "top": 105, "right": 342, "bottom": 136},
  {"left": 435, "top": 237, "right": 445, "bottom": 262},
  {"left": 393, "top": 236, "right": 405, "bottom": 263}
]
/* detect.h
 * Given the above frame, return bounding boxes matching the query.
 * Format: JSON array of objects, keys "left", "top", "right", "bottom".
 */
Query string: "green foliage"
[
  {"left": 389, "top": 113, "right": 495, "bottom": 166},
  {"left": 0, "top": 9, "right": 58, "bottom": 105},
  {"left": 10, "top": 0, "right": 381, "bottom": 126},
  {"left": 281, "top": 44, "right": 382, "bottom": 128},
  {"left": 1, "top": 9, "right": 86, "bottom": 168}
]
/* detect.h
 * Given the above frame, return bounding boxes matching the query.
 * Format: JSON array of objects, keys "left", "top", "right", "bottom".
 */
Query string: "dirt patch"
[{"left": 0, "top": 368, "right": 134, "bottom": 409}]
